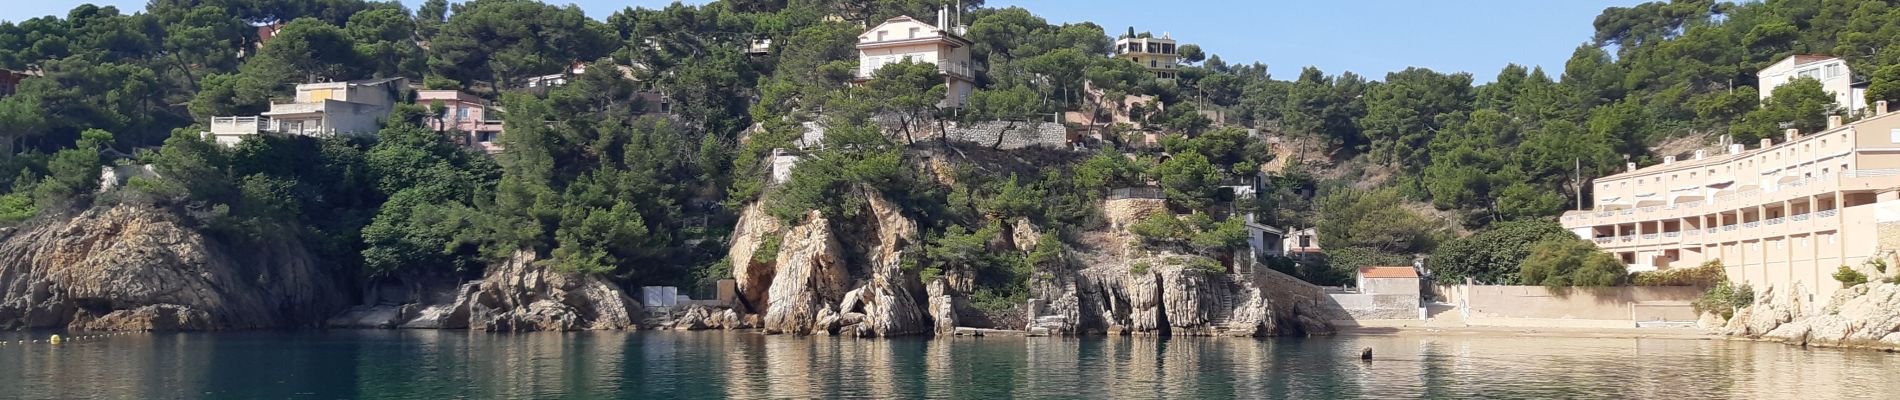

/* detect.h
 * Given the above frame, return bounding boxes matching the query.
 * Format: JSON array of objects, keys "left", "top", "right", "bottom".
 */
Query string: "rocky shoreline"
[{"left": 0, "top": 192, "right": 1340, "bottom": 338}]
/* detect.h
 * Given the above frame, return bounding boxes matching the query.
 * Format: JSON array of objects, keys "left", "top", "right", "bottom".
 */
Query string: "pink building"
[{"left": 417, "top": 90, "right": 504, "bottom": 154}]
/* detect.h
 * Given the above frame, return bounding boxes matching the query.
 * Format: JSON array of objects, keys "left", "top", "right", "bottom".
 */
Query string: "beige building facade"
[
  {"left": 1113, "top": 34, "right": 1180, "bottom": 79},
  {"left": 1563, "top": 102, "right": 1900, "bottom": 300},
  {"left": 1758, "top": 54, "right": 1866, "bottom": 115}
]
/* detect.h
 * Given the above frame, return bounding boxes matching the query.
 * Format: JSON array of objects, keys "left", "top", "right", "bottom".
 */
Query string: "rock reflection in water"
[{"left": 4, "top": 330, "right": 1900, "bottom": 398}]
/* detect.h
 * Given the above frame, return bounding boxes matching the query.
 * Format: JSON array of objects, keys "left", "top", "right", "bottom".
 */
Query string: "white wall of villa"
[
  {"left": 856, "top": 13, "right": 976, "bottom": 108},
  {"left": 1563, "top": 102, "right": 1900, "bottom": 302}
]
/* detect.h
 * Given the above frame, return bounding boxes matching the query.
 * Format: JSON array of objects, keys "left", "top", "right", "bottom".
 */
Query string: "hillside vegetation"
[{"left": 0, "top": 0, "right": 1888, "bottom": 294}]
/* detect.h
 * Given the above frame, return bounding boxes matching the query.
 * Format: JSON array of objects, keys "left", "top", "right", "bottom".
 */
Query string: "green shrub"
[
  {"left": 1189, "top": 258, "right": 1225, "bottom": 275},
  {"left": 1131, "top": 261, "right": 1151, "bottom": 275},
  {"left": 1834, "top": 265, "right": 1868, "bottom": 286},
  {"left": 1871, "top": 258, "right": 1889, "bottom": 274},
  {"left": 1693, "top": 281, "right": 1754, "bottom": 319},
  {"left": 753, "top": 232, "right": 783, "bottom": 264},
  {"left": 970, "top": 288, "right": 1026, "bottom": 313},
  {"left": 1518, "top": 238, "right": 1628, "bottom": 288},
  {"left": 1632, "top": 261, "right": 1725, "bottom": 286}
]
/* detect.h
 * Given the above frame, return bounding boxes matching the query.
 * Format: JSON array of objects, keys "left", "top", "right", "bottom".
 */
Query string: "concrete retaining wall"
[
  {"left": 1437, "top": 285, "right": 1704, "bottom": 322},
  {"left": 1326, "top": 293, "right": 1419, "bottom": 320}
]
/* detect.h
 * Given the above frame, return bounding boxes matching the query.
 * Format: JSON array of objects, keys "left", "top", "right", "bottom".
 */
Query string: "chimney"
[
  {"left": 1785, "top": 128, "right": 1799, "bottom": 141},
  {"left": 1760, "top": 138, "right": 1773, "bottom": 149},
  {"left": 1880, "top": 100, "right": 1890, "bottom": 115},
  {"left": 1694, "top": 149, "right": 1707, "bottom": 160},
  {"left": 938, "top": 8, "right": 947, "bottom": 30},
  {"left": 1664, "top": 156, "right": 1676, "bottom": 165},
  {"left": 1728, "top": 143, "right": 1745, "bottom": 155},
  {"left": 1626, "top": 162, "right": 1637, "bottom": 172},
  {"left": 1828, "top": 115, "right": 1842, "bottom": 129}
]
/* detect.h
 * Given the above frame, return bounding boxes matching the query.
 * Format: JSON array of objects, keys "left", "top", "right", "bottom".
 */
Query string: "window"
[
  {"left": 908, "top": 27, "right": 920, "bottom": 38},
  {"left": 1891, "top": 128, "right": 1900, "bottom": 143},
  {"left": 876, "top": 31, "right": 887, "bottom": 41},
  {"left": 1826, "top": 64, "right": 1843, "bottom": 79}
]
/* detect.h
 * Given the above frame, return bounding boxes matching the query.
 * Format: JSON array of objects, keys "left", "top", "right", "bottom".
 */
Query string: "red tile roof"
[{"left": 1359, "top": 266, "right": 1418, "bottom": 279}]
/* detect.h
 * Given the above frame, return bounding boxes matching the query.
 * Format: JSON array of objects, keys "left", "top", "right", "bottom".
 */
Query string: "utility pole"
[{"left": 1575, "top": 158, "right": 1583, "bottom": 211}]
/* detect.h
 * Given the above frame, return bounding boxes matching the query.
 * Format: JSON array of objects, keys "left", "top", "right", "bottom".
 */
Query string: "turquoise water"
[{"left": 1, "top": 329, "right": 1896, "bottom": 398}]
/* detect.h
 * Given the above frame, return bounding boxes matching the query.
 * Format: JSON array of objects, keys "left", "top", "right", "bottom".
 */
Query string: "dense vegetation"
[{"left": 0, "top": 0, "right": 1890, "bottom": 294}]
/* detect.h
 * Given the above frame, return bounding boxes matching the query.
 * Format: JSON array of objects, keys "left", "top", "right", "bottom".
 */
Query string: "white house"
[
  {"left": 855, "top": 10, "right": 977, "bottom": 108},
  {"left": 1758, "top": 54, "right": 1866, "bottom": 115},
  {"left": 207, "top": 77, "right": 408, "bottom": 146}
]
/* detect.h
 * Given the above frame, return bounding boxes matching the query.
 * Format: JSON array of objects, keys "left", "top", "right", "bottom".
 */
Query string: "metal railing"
[
  {"left": 1765, "top": 217, "right": 1785, "bottom": 225},
  {"left": 1743, "top": 221, "right": 1761, "bottom": 228},
  {"left": 1792, "top": 213, "right": 1811, "bottom": 222},
  {"left": 1843, "top": 168, "right": 1900, "bottom": 178},
  {"left": 1594, "top": 237, "right": 1613, "bottom": 244},
  {"left": 1642, "top": 233, "right": 1659, "bottom": 239},
  {"left": 1819, "top": 209, "right": 1839, "bottom": 218},
  {"left": 1663, "top": 232, "right": 1680, "bottom": 238}
]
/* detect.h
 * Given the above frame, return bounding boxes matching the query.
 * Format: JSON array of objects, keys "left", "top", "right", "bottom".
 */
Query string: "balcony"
[
  {"left": 1642, "top": 233, "right": 1659, "bottom": 240},
  {"left": 1743, "top": 221, "right": 1761, "bottom": 229},
  {"left": 1594, "top": 237, "right": 1613, "bottom": 244},
  {"left": 1792, "top": 213, "right": 1811, "bottom": 222},
  {"left": 857, "top": 60, "right": 980, "bottom": 81},
  {"left": 1664, "top": 232, "right": 1681, "bottom": 238},
  {"left": 1766, "top": 217, "right": 1785, "bottom": 225},
  {"left": 1819, "top": 209, "right": 1839, "bottom": 218}
]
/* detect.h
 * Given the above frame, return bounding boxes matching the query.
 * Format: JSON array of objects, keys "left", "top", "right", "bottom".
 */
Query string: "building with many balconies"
[
  {"left": 206, "top": 77, "right": 408, "bottom": 146},
  {"left": 854, "top": 10, "right": 977, "bottom": 108},
  {"left": 1113, "top": 33, "right": 1180, "bottom": 80},
  {"left": 1562, "top": 101, "right": 1900, "bottom": 300}
]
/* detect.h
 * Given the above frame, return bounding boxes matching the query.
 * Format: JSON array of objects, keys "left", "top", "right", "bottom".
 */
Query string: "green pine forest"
[{"left": 0, "top": 0, "right": 1890, "bottom": 295}]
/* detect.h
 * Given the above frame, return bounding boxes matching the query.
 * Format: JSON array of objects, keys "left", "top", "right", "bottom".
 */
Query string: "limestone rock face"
[
  {"left": 926, "top": 279, "right": 961, "bottom": 335},
  {"left": 728, "top": 203, "right": 783, "bottom": 313},
  {"left": 0, "top": 205, "right": 349, "bottom": 331},
  {"left": 1724, "top": 284, "right": 1811, "bottom": 337},
  {"left": 1041, "top": 253, "right": 1331, "bottom": 337},
  {"left": 1011, "top": 218, "right": 1042, "bottom": 251},
  {"left": 837, "top": 194, "right": 927, "bottom": 337},
  {"left": 1103, "top": 198, "right": 1168, "bottom": 230},
  {"left": 1747, "top": 281, "right": 1900, "bottom": 349},
  {"left": 465, "top": 251, "right": 641, "bottom": 332},
  {"left": 762, "top": 212, "right": 851, "bottom": 334}
]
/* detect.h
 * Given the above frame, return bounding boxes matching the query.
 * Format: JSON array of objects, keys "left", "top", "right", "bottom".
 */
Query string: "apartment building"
[
  {"left": 1562, "top": 101, "right": 1900, "bottom": 300},
  {"left": 1758, "top": 54, "right": 1867, "bottom": 115},
  {"left": 1113, "top": 33, "right": 1181, "bottom": 80},
  {"left": 855, "top": 10, "right": 977, "bottom": 108},
  {"left": 207, "top": 77, "right": 408, "bottom": 146},
  {"left": 418, "top": 90, "right": 505, "bottom": 154}
]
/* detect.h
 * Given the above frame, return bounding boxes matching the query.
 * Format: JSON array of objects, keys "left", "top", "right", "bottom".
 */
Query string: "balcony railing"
[
  {"left": 1663, "top": 232, "right": 1680, "bottom": 238},
  {"left": 1620, "top": 235, "right": 1635, "bottom": 242},
  {"left": 1640, "top": 206, "right": 1659, "bottom": 213},
  {"left": 1620, "top": 209, "right": 1634, "bottom": 216},
  {"left": 1706, "top": 228, "right": 1718, "bottom": 234},
  {"left": 1843, "top": 168, "right": 1900, "bottom": 178},
  {"left": 1818, "top": 209, "right": 1839, "bottom": 218},
  {"left": 1766, "top": 217, "right": 1785, "bottom": 225},
  {"left": 1723, "top": 225, "right": 1737, "bottom": 232},
  {"left": 1597, "top": 211, "right": 1613, "bottom": 218},
  {"left": 1594, "top": 237, "right": 1612, "bottom": 244},
  {"left": 1640, "top": 233, "right": 1657, "bottom": 239},
  {"left": 1743, "top": 221, "right": 1760, "bottom": 228},
  {"left": 1792, "top": 213, "right": 1811, "bottom": 222},
  {"left": 1686, "top": 230, "right": 1700, "bottom": 236}
]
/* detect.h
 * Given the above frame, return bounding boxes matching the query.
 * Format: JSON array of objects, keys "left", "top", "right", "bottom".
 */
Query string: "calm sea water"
[{"left": 0, "top": 329, "right": 1895, "bottom": 399}]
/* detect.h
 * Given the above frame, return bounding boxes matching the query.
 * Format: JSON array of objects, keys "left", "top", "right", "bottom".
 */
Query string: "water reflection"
[{"left": 3, "top": 330, "right": 1900, "bottom": 398}]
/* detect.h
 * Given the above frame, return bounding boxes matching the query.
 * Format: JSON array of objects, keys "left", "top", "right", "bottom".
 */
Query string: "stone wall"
[
  {"left": 932, "top": 121, "right": 1068, "bottom": 150},
  {"left": 1437, "top": 285, "right": 1704, "bottom": 322},
  {"left": 1325, "top": 293, "right": 1419, "bottom": 320}
]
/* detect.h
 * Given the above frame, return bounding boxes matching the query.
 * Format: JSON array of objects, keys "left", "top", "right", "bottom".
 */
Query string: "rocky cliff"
[
  {"left": 723, "top": 191, "right": 1333, "bottom": 337},
  {"left": 1725, "top": 280, "right": 1900, "bottom": 349},
  {"left": 0, "top": 205, "right": 350, "bottom": 331},
  {"left": 329, "top": 250, "right": 642, "bottom": 331}
]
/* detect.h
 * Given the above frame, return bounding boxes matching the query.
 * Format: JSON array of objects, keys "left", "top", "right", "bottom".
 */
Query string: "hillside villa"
[{"left": 855, "top": 10, "right": 978, "bottom": 108}]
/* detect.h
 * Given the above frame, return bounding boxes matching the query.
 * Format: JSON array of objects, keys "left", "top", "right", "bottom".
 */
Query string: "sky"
[{"left": 3, "top": 0, "right": 1646, "bottom": 82}]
